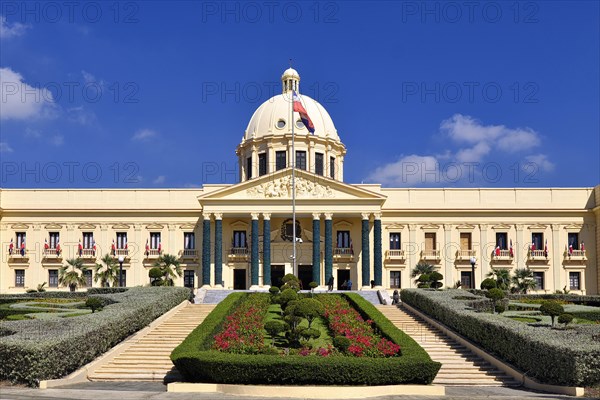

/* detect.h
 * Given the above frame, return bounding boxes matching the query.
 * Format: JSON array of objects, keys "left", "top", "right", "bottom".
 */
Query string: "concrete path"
[
  {"left": 87, "top": 303, "right": 215, "bottom": 382},
  {"left": 375, "top": 305, "right": 518, "bottom": 386}
]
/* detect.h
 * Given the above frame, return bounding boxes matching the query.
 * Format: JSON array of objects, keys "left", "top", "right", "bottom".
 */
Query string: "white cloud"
[
  {"left": 132, "top": 128, "right": 158, "bottom": 141},
  {"left": 49, "top": 135, "right": 64, "bottom": 146},
  {"left": 0, "top": 67, "right": 56, "bottom": 120},
  {"left": 67, "top": 106, "right": 97, "bottom": 125},
  {"left": 25, "top": 127, "right": 41, "bottom": 138},
  {"left": 0, "top": 142, "right": 14, "bottom": 152},
  {"left": 525, "top": 154, "right": 555, "bottom": 172},
  {"left": 365, "top": 154, "right": 440, "bottom": 186},
  {"left": 455, "top": 142, "right": 491, "bottom": 163},
  {"left": 81, "top": 70, "right": 96, "bottom": 84},
  {"left": 153, "top": 175, "right": 166, "bottom": 184},
  {"left": 0, "top": 16, "right": 29, "bottom": 39}
]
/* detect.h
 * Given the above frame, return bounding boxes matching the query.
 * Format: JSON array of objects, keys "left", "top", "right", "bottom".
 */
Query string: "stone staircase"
[
  {"left": 355, "top": 290, "right": 382, "bottom": 305},
  {"left": 88, "top": 303, "right": 215, "bottom": 382},
  {"left": 201, "top": 289, "right": 236, "bottom": 304},
  {"left": 376, "top": 305, "right": 520, "bottom": 386}
]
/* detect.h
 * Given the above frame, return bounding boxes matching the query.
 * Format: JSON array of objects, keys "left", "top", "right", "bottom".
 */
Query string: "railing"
[
  {"left": 80, "top": 249, "right": 96, "bottom": 258},
  {"left": 386, "top": 249, "right": 405, "bottom": 259},
  {"left": 115, "top": 249, "right": 129, "bottom": 257},
  {"left": 334, "top": 248, "right": 354, "bottom": 258},
  {"left": 421, "top": 249, "right": 440, "bottom": 259},
  {"left": 228, "top": 247, "right": 249, "bottom": 260},
  {"left": 146, "top": 249, "right": 162, "bottom": 257},
  {"left": 7, "top": 249, "right": 28, "bottom": 258},
  {"left": 181, "top": 249, "right": 198, "bottom": 258},
  {"left": 43, "top": 248, "right": 62, "bottom": 258},
  {"left": 528, "top": 249, "right": 548, "bottom": 260},
  {"left": 565, "top": 250, "right": 586, "bottom": 260},
  {"left": 457, "top": 249, "right": 476, "bottom": 259}
]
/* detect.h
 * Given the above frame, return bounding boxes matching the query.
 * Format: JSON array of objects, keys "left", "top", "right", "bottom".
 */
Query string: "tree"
[
  {"left": 153, "top": 253, "right": 183, "bottom": 286},
  {"left": 558, "top": 313, "right": 574, "bottom": 327},
  {"left": 149, "top": 267, "right": 164, "bottom": 286},
  {"left": 264, "top": 320, "right": 286, "bottom": 346},
  {"left": 429, "top": 271, "right": 444, "bottom": 289},
  {"left": 295, "top": 298, "right": 324, "bottom": 328},
  {"left": 86, "top": 297, "right": 103, "bottom": 313},
  {"left": 59, "top": 258, "right": 88, "bottom": 292},
  {"left": 485, "top": 288, "right": 505, "bottom": 314},
  {"left": 279, "top": 288, "right": 299, "bottom": 309},
  {"left": 511, "top": 268, "right": 537, "bottom": 294},
  {"left": 487, "top": 268, "right": 510, "bottom": 290},
  {"left": 411, "top": 263, "right": 435, "bottom": 284},
  {"left": 417, "top": 274, "right": 431, "bottom": 288},
  {"left": 540, "top": 300, "right": 564, "bottom": 327},
  {"left": 94, "top": 254, "right": 119, "bottom": 287},
  {"left": 280, "top": 274, "right": 301, "bottom": 291},
  {"left": 480, "top": 278, "right": 497, "bottom": 290}
]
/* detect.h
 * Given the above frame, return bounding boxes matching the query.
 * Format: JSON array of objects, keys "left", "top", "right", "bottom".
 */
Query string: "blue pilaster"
[
  {"left": 361, "top": 216, "right": 370, "bottom": 287},
  {"left": 325, "top": 216, "right": 333, "bottom": 284},
  {"left": 251, "top": 216, "right": 259, "bottom": 286},
  {"left": 374, "top": 217, "right": 382, "bottom": 287},
  {"left": 202, "top": 216, "right": 211, "bottom": 286},
  {"left": 312, "top": 216, "right": 321, "bottom": 285},
  {"left": 263, "top": 216, "right": 271, "bottom": 286},
  {"left": 214, "top": 217, "right": 222, "bottom": 286}
]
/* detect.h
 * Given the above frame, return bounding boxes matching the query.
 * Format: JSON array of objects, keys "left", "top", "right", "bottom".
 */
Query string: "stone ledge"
[{"left": 167, "top": 382, "right": 445, "bottom": 397}]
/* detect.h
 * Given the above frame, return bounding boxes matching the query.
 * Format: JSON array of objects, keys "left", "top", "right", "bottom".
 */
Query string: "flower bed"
[
  {"left": 401, "top": 289, "right": 600, "bottom": 386},
  {"left": 172, "top": 292, "right": 440, "bottom": 385}
]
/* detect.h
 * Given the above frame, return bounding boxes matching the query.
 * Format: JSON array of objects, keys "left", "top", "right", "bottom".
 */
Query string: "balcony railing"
[
  {"left": 7, "top": 249, "right": 29, "bottom": 259},
  {"left": 565, "top": 250, "right": 586, "bottom": 260},
  {"left": 457, "top": 249, "right": 476, "bottom": 260},
  {"left": 386, "top": 249, "right": 405, "bottom": 260},
  {"left": 421, "top": 249, "right": 440, "bottom": 260},
  {"left": 333, "top": 248, "right": 354, "bottom": 260},
  {"left": 115, "top": 249, "right": 129, "bottom": 257},
  {"left": 146, "top": 249, "right": 162, "bottom": 258},
  {"left": 43, "top": 248, "right": 62, "bottom": 258},
  {"left": 181, "top": 249, "right": 198, "bottom": 259},
  {"left": 492, "top": 249, "right": 513, "bottom": 261},
  {"left": 228, "top": 247, "right": 249, "bottom": 260},
  {"left": 528, "top": 249, "right": 548, "bottom": 260},
  {"left": 80, "top": 249, "right": 96, "bottom": 259}
]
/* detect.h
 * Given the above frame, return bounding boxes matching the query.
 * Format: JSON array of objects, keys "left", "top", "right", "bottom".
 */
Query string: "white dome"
[{"left": 244, "top": 93, "right": 339, "bottom": 140}]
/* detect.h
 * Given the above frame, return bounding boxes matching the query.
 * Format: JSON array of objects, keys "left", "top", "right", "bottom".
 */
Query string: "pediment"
[
  {"left": 198, "top": 168, "right": 386, "bottom": 202},
  {"left": 456, "top": 224, "right": 476, "bottom": 230},
  {"left": 44, "top": 224, "right": 63, "bottom": 230},
  {"left": 421, "top": 224, "right": 440, "bottom": 231},
  {"left": 112, "top": 224, "right": 130, "bottom": 230},
  {"left": 385, "top": 223, "right": 405, "bottom": 230},
  {"left": 528, "top": 224, "right": 548, "bottom": 230},
  {"left": 11, "top": 224, "right": 29, "bottom": 230},
  {"left": 230, "top": 220, "right": 249, "bottom": 229},
  {"left": 146, "top": 224, "right": 164, "bottom": 230},
  {"left": 334, "top": 220, "right": 353, "bottom": 229},
  {"left": 179, "top": 224, "right": 197, "bottom": 230},
  {"left": 78, "top": 224, "right": 96, "bottom": 230},
  {"left": 563, "top": 224, "right": 583, "bottom": 231},
  {"left": 492, "top": 224, "right": 512, "bottom": 230}
]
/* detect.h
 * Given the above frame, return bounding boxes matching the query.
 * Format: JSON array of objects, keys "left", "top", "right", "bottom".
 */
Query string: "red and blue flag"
[{"left": 292, "top": 91, "right": 315, "bottom": 134}]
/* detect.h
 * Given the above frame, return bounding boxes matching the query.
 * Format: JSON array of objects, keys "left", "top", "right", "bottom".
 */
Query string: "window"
[
  {"left": 461, "top": 271, "right": 473, "bottom": 289},
  {"left": 315, "top": 152, "right": 324, "bottom": 176},
  {"left": 184, "top": 232, "right": 195, "bottom": 249},
  {"left": 233, "top": 231, "right": 247, "bottom": 248},
  {"left": 569, "top": 272, "right": 580, "bottom": 290},
  {"left": 116, "top": 232, "right": 128, "bottom": 249},
  {"left": 246, "top": 156, "right": 252, "bottom": 179},
  {"left": 330, "top": 156, "right": 335, "bottom": 179},
  {"left": 389, "top": 233, "right": 401, "bottom": 250},
  {"left": 83, "top": 232, "right": 94, "bottom": 249},
  {"left": 531, "top": 232, "right": 544, "bottom": 250},
  {"left": 84, "top": 270, "right": 93, "bottom": 287},
  {"left": 276, "top": 119, "right": 286, "bottom": 129},
  {"left": 49, "top": 270, "right": 59, "bottom": 288},
  {"left": 258, "top": 153, "right": 267, "bottom": 176},
  {"left": 336, "top": 231, "right": 351, "bottom": 248},
  {"left": 424, "top": 233, "right": 436, "bottom": 250},
  {"left": 49, "top": 232, "right": 60, "bottom": 249},
  {"left": 281, "top": 220, "right": 301, "bottom": 241},
  {"left": 150, "top": 232, "right": 161, "bottom": 249},
  {"left": 568, "top": 233, "right": 579, "bottom": 250},
  {"left": 275, "top": 151, "right": 287, "bottom": 170},
  {"left": 495, "top": 232, "right": 508, "bottom": 250},
  {"left": 390, "top": 271, "right": 401, "bottom": 288},
  {"left": 296, "top": 150, "right": 306, "bottom": 170},
  {"left": 184, "top": 270, "right": 195, "bottom": 288},
  {"left": 533, "top": 272, "right": 544, "bottom": 290},
  {"left": 460, "top": 232, "right": 472, "bottom": 250},
  {"left": 15, "top": 270, "right": 25, "bottom": 287},
  {"left": 16, "top": 232, "right": 26, "bottom": 249}
]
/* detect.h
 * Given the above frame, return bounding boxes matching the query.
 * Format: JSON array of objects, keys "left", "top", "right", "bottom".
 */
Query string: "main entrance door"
[
  {"left": 233, "top": 269, "right": 246, "bottom": 290},
  {"left": 271, "top": 265, "right": 285, "bottom": 288},
  {"left": 337, "top": 269, "right": 350, "bottom": 290},
  {"left": 298, "top": 265, "right": 313, "bottom": 290}
]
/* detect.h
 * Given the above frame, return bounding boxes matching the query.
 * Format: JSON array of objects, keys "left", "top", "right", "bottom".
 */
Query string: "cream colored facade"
[{"left": 1, "top": 69, "right": 599, "bottom": 295}]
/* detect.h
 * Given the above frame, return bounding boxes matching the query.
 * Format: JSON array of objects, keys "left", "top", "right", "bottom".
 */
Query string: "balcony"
[
  {"left": 228, "top": 247, "right": 249, "bottom": 261},
  {"left": 80, "top": 249, "right": 97, "bottom": 259},
  {"left": 385, "top": 249, "right": 405, "bottom": 261},
  {"left": 492, "top": 249, "right": 513, "bottom": 263},
  {"left": 43, "top": 248, "right": 62, "bottom": 259},
  {"left": 528, "top": 249, "right": 549, "bottom": 261},
  {"left": 145, "top": 249, "right": 162, "bottom": 258},
  {"left": 7, "top": 249, "right": 29, "bottom": 260},
  {"left": 421, "top": 249, "right": 440, "bottom": 261},
  {"left": 180, "top": 249, "right": 198, "bottom": 259},
  {"left": 114, "top": 249, "right": 129, "bottom": 258},
  {"left": 456, "top": 249, "right": 476, "bottom": 260},
  {"left": 334, "top": 247, "right": 355, "bottom": 261},
  {"left": 565, "top": 250, "right": 587, "bottom": 261}
]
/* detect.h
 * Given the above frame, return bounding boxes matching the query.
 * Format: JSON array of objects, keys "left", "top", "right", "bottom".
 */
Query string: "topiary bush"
[
  {"left": 85, "top": 297, "right": 103, "bottom": 313},
  {"left": 333, "top": 335, "right": 351, "bottom": 352},
  {"left": 480, "top": 278, "right": 497, "bottom": 290},
  {"left": 558, "top": 313, "right": 574, "bottom": 327},
  {"left": 539, "top": 300, "right": 564, "bottom": 327}
]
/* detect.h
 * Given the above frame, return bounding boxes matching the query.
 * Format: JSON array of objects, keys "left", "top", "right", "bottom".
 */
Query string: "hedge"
[
  {"left": 171, "top": 293, "right": 440, "bottom": 385},
  {"left": 0, "top": 287, "right": 190, "bottom": 386},
  {"left": 401, "top": 289, "right": 600, "bottom": 386},
  {"left": 507, "top": 294, "right": 600, "bottom": 307}
]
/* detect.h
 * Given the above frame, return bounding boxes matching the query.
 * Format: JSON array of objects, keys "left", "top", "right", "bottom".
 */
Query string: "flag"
[
  {"left": 92, "top": 239, "right": 97, "bottom": 255},
  {"left": 531, "top": 242, "right": 536, "bottom": 251},
  {"left": 544, "top": 239, "right": 548, "bottom": 258},
  {"left": 145, "top": 239, "right": 149, "bottom": 255},
  {"left": 581, "top": 242, "right": 585, "bottom": 252},
  {"left": 20, "top": 239, "right": 25, "bottom": 256},
  {"left": 158, "top": 241, "right": 162, "bottom": 253},
  {"left": 292, "top": 90, "right": 315, "bottom": 134},
  {"left": 495, "top": 246, "right": 500, "bottom": 257},
  {"left": 349, "top": 238, "right": 354, "bottom": 255},
  {"left": 78, "top": 240, "right": 83, "bottom": 256},
  {"left": 569, "top": 244, "right": 573, "bottom": 256},
  {"left": 509, "top": 239, "right": 514, "bottom": 257},
  {"left": 44, "top": 238, "right": 49, "bottom": 250},
  {"left": 9, "top": 239, "right": 13, "bottom": 255},
  {"left": 111, "top": 239, "right": 116, "bottom": 255},
  {"left": 56, "top": 238, "right": 61, "bottom": 255}
]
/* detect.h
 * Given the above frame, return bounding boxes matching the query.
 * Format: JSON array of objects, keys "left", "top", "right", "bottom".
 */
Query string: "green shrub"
[
  {"left": 333, "top": 335, "right": 351, "bottom": 352},
  {"left": 401, "top": 289, "right": 600, "bottom": 386},
  {"left": 279, "top": 288, "right": 298, "bottom": 309},
  {"left": 85, "top": 297, "right": 103, "bottom": 313},
  {"left": 486, "top": 288, "right": 505, "bottom": 302},
  {"left": 264, "top": 320, "right": 286, "bottom": 345},
  {"left": 480, "top": 278, "right": 497, "bottom": 290},
  {"left": 558, "top": 313, "right": 574, "bottom": 327},
  {"left": 295, "top": 298, "right": 324, "bottom": 328},
  {"left": 539, "top": 300, "right": 564, "bottom": 327},
  {"left": 280, "top": 274, "right": 301, "bottom": 291},
  {"left": 309, "top": 281, "right": 318, "bottom": 289},
  {"left": 494, "top": 304, "right": 506, "bottom": 314},
  {"left": 268, "top": 286, "right": 280, "bottom": 295}
]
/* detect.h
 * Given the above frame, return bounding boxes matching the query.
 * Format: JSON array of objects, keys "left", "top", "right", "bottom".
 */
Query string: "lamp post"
[
  {"left": 118, "top": 255, "right": 125, "bottom": 287},
  {"left": 470, "top": 256, "right": 476, "bottom": 289}
]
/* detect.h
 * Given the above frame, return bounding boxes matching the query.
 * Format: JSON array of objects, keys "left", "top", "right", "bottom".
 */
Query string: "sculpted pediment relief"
[{"left": 246, "top": 176, "right": 335, "bottom": 199}]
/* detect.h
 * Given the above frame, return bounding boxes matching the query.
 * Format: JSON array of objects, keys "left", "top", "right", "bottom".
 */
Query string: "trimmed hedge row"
[
  {"left": 401, "top": 289, "right": 600, "bottom": 386},
  {"left": 507, "top": 294, "right": 600, "bottom": 307},
  {"left": 0, "top": 287, "right": 190, "bottom": 386},
  {"left": 0, "top": 291, "right": 87, "bottom": 303},
  {"left": 171, "top": 293, "right": 440, "bottom": 385}
]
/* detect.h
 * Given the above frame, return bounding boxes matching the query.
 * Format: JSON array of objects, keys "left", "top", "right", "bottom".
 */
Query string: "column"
[
  {"left": 251, "top": 145, "right": 258, "bottom": 179},
  {"left": 361, "top": 213, "right": 371, "bottom": 288},
  {"left": 250, "top": 213, "right": 259, "bottom": 288},
  {"left": 312, "top": 213, "right": 321, "bottom": 285},
  {"left": 444, "top": 224, "right": 454, "bottom": 288},
  {"left": 516, "top": 224, "right": 525, "bottom": 270},
  {"left": 551, "top": 224, "right": 561, "bottom": 292},
  {"left": 479, "top": 223, "right": 488, "bottom": 278},
  {"left": 201, "top": 213, "right": 211, "bottom": 287},
  {"left": 134, "top": 224, "right": 143, "bottom": 286},
  {"left": 373, "top": 213, "right": 382, "bottom": 288},
  {"left": 262, "top": 213, "right": 271, "bottom": 287},
  {"left": 214, "top": 213, "right": 223, "bottom": 287},
  {"left": 324, "top": 213, "right": 333, "bottom": 284},
  {"left": 408, "top": 224, "right": 417, "bottom": 288}
]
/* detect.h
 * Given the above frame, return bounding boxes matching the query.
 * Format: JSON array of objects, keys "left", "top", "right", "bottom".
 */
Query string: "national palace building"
[{"left": 1, "top": 68, "right": 599, "bottom": 295}]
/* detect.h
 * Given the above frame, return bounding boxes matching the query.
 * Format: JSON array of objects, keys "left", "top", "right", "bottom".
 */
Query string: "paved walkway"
[{"left": 0, "top": 383, "right": 591, "bottom": 400}]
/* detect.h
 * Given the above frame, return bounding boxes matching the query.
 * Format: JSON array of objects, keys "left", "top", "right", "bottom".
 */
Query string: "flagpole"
[{"left": 291, "top": 70, "right": 297, "bottom": 278}]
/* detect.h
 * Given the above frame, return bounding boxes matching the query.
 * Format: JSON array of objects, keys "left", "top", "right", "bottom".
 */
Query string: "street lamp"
[
  {"left": 118, "top": 255, "right": 125, "bottom": 287},
  {"left": 470, "top": 256, "right": 476, "bottom": 289}
]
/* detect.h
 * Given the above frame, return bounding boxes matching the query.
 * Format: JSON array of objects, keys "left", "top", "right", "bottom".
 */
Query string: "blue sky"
[{"left": 1, "top": 1, "right": 598, "bottom": 188}]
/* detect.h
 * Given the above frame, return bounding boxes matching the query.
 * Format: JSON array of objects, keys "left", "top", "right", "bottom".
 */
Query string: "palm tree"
[
  {"left": 411, "top": 262, "right": 435, "bottom": 284},
  {"left": 153, "top": 253, "right": 183, "bottom": 286},
  {"left": 487, "top": 268, "right": 510, "bottom": 290},
  {"left": 94, "top": 253, "right": 119, "bottom": 287},
  {"left": 59, "top": 258, "right": 88, "bottom": 292},
  {"left": 511, "top": 268, "right": 537, "bottom": 294}
]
